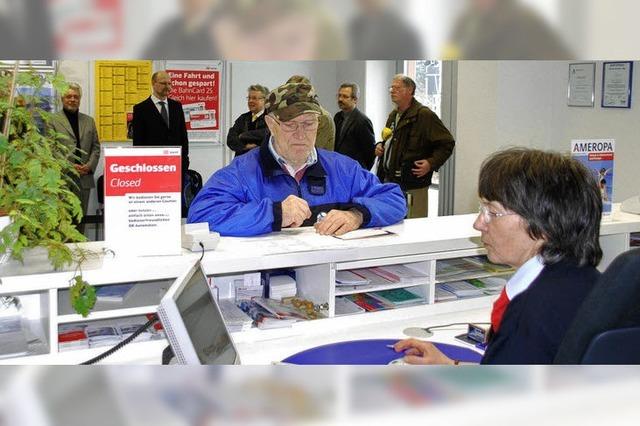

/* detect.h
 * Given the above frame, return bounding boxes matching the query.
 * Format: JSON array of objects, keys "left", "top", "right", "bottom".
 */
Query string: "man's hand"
[
  {"left": 374, "top": 142, "right": 385, "bottom": 157},
  {"left": 314, "top": 209, "right": 363, "bottom": 236},
  {"left": 74, "top": 164, "right": 90, "bottom": 176},
  {"left": 393, "top": 338, "right": 456, "bottom": 365},
  {"left": 281, "top": 195, "right": 311, "bottom": 228},
  {"left": 412, "top": 159, "right": 431, "bottom": 178}
]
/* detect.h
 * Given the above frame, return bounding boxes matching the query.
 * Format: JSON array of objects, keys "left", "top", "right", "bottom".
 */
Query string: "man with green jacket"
[{"left": 375, "top": 74, "right": 455, "bottom": 218}]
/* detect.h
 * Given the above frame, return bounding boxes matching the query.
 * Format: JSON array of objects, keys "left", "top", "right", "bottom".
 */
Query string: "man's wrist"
[{"left": 348, "top": 208, "right": 364, "bottom": 226}]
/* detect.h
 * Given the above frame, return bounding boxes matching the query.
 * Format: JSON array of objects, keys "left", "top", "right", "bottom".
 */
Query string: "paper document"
[
  {"left": 333, "top": 228, "right": 395, "bottom": 240},
  {"left": 334, "top": 297, "right": 365, "bottom": 316},
  {"left": 335, "top": 270, "right": 371, "bottom": 286}
]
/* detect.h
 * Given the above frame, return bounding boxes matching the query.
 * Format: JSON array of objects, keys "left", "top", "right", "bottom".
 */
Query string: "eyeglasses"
[
  {"left": 478, "top": 203, "right": 517, "bottom": 223},
  {"left": 274, "top": 117, "right": 318, "bottom": 133},
  {"left": 389, "top": 85, "right": 405, "bottom": 92},
  {"left": 246, "top": 96, "right": 265, "bottom": 101}
]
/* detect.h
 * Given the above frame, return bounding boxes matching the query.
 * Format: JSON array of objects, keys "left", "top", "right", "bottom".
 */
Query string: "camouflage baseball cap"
[{"left": 265, "top": 83, "right": 322, "bottom": 121}]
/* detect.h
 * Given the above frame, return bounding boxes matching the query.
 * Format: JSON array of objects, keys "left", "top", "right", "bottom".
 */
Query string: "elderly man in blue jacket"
[{"left": 188, "top": 82, "right": 407, "bottom": 237}]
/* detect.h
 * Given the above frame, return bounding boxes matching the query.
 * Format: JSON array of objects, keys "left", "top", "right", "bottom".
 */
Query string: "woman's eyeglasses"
[{"left": 478, "top": 203, "right": 517, "bottom": 223}]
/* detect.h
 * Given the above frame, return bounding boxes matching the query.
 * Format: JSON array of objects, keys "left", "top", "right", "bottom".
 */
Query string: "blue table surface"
[{"left": 282, "top": 339, "right": 483, "bottom": 365}]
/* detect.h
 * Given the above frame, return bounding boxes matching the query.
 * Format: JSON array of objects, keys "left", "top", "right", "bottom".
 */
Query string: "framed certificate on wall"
[
  {"left": 602, "top": 61, "right": 633, "bottom": 108},
  {"left": 567, "top": 63, "right": 595, "bottom": 107}
]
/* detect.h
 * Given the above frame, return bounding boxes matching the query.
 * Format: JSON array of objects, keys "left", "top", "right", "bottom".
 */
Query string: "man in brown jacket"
[{"left": 375, "top": 74, "right": 455, "bottom": 218}]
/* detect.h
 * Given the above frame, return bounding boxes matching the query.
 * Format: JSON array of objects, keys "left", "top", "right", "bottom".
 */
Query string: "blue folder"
[{"left": 282, "top": 338, "right": 483, "bottom": 365}]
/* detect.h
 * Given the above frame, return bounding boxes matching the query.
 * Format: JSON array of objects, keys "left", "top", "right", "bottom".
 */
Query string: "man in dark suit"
[
  {"left": 133, "top": 70, "right": 189, "bottom": 170},
  {"left": 333, "top": 82, "right": 375, "bottom": 170},
  {"left": 133, "top": 70, "right": 190, "bottom": 215},
  {"left": 227, "top": 84, "right": 269, "bottom": 157}
]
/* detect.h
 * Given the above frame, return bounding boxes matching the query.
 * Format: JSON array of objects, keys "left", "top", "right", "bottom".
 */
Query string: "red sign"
[
  {"left": 588, "top": 152, "right": 614, "bottom": 161},
  {"left": 167, "top": 69, "right": 220, "bottom": 132},
  {"left": 104, "top": 155, "right": 181, "bottom": 196}
]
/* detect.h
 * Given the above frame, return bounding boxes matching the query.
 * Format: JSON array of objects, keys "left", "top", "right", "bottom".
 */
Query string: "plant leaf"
[
  {"left": 1, "top": 70, "right": 84, "bottom": 269},
  {"left": 70, "top": 275, "right": 96, "bottom": 317}
]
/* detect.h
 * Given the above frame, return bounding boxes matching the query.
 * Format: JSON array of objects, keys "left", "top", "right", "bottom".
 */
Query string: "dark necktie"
[
  {"left": 339, "top": 112, "right": 349, "bottom": 138},
  {"left": 159, "top": 101, "right": 169, "bottom": 127}
]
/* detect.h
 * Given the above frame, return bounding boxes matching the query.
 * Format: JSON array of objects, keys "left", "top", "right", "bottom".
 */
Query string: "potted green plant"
[{"left": 0, "top": 64, "right": 96, "bottom": 316}]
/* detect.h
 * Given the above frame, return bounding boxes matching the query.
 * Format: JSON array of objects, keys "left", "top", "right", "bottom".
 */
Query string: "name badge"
[{"left": 307, "top": 176, "right": 326, "bottom": 195}]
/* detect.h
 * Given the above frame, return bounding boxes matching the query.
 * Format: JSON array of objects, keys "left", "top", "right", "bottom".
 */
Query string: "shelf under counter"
[
  {"left": 334, "top": 280, "right": 429, "bottom": 297},
  {"left": 57, "top": 306, "right": 160, "bottom": 324},
  {"left": 434, "top": 270, "right": 513, "bottom": 284},
  {"left": 57, "top": 279, "right": 173, "bottom": 322}
]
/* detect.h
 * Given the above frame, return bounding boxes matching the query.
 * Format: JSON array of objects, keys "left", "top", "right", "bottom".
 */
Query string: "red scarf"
[{"left": 490, "top": 287, "right": 509, "bottom": 333}]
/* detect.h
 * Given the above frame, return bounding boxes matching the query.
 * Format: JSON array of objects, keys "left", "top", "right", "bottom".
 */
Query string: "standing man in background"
[
  {"left": 50, "top": 83, "right": 100, "bottom": 224},
  {"left": 286, "top": 75, "right": 335, "bottom": 151},
  {"left": 333, "top": 82, "right": 375, "bottom": 170},
  {"left": 227, "top": 84, "right": 269, "bottom": 157},
  {"left": 133, "top": 70, "right": 190, "bottom": 215},
  {"left": 375, "top": 74, "right": 455, "bottom": 218}
]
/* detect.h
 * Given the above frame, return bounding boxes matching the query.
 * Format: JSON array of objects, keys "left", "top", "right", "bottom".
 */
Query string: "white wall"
[
  {"left": 548, "top": 61, "right": 640, "bottom": 203},
  {"left": 228, "top": 61, "right": 338, "bottom": 123},
  {"left": 58, "top": 60, "right": 91, "bottom": 113},
  {"left": 227, "top": 60, "right": 396, "bottom": 149},
  {"left": 336, "top": 61, "right": 367, "bottom": 109},
  {"left": 365, "top": 60, "right": 397, "bottom": 137},
  {"left": 454, "top": 60, "right": 640, "bottom": 214}
]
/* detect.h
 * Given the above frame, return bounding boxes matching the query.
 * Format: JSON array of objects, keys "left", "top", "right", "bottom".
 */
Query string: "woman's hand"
[{"left": 393, "top": 338, "right": 456, "bottom": 365}]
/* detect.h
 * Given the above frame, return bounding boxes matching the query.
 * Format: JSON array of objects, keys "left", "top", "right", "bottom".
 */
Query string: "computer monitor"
[{"left": 157, "top": 260, "right": 240, "bottom": 365}]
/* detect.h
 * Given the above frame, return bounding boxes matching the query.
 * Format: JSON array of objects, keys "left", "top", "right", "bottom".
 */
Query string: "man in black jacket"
[
  {"left": 133, "top": 70, "right": 190, "bottom": 215},
  {"left": 226, "top": 84, "right": 269, "bottom": 157},
  {"left": 333, "top": 82, "right": 375, "bottom": 170}
]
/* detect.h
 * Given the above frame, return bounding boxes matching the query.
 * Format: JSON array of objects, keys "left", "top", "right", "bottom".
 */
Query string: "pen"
[
  {"left": 316, "top": 212, "right": 327, "bottom": 223},
  {"left": 387, "top": 343, "right": 409, "bottom": 351}
]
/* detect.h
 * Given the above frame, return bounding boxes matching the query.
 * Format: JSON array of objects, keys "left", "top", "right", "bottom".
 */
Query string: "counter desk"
[{"left": 1, "top": 206, "right": 638, "bottom": 364}]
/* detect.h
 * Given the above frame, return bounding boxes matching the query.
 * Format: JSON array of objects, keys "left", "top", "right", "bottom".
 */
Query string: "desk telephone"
[{"left": 182, "top": 223, "right": 220, "bottom": 252}]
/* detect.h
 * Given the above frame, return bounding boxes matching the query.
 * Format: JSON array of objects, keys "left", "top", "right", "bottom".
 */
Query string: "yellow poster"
[{"left": 95, "top": 60, "right": 152, "bottom": 142}]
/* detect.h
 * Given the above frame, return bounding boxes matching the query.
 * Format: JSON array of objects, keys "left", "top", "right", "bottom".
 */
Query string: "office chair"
[
  {"left": 95, "top": 175, "right": 104, "bottom": 240},
  {"left": 580, "top": 327, "right": 640, "bottom": 364},
  {"left": 554, "top": 248, "right": 640, "bottom": 364},
  {"left": 182, "top": 169, "right": 203, "bottom": 217}
]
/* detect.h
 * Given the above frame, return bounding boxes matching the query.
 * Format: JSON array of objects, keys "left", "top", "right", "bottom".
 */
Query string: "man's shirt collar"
[{"left": 267, "top": 135, "right": 317, "bottom": 179}]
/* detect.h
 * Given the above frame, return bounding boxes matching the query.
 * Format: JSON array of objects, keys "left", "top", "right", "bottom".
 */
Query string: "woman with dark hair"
[{"left": 394, "top": 147, "right": 603, "bottom": 364}]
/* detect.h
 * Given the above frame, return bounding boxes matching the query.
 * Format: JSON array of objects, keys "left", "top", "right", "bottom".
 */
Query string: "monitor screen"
[
  {"left": 159, "top": 261, "right": 239, "bottom": 364},
  {"left": 175, "top": 266, "right": 237, "bottom": 364}
]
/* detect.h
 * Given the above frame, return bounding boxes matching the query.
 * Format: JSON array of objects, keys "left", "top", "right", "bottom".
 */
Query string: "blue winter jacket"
[{"left": 187, "top": 143, "right": 407, "bottom": 236}]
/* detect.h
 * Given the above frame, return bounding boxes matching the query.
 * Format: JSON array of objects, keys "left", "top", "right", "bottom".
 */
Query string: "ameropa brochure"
[
  {"left": 571, "top": 139, "right": 615, "bottom": 216},
  {"left": 104, "top": 147, "right": 182, "bottom": 256}
]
